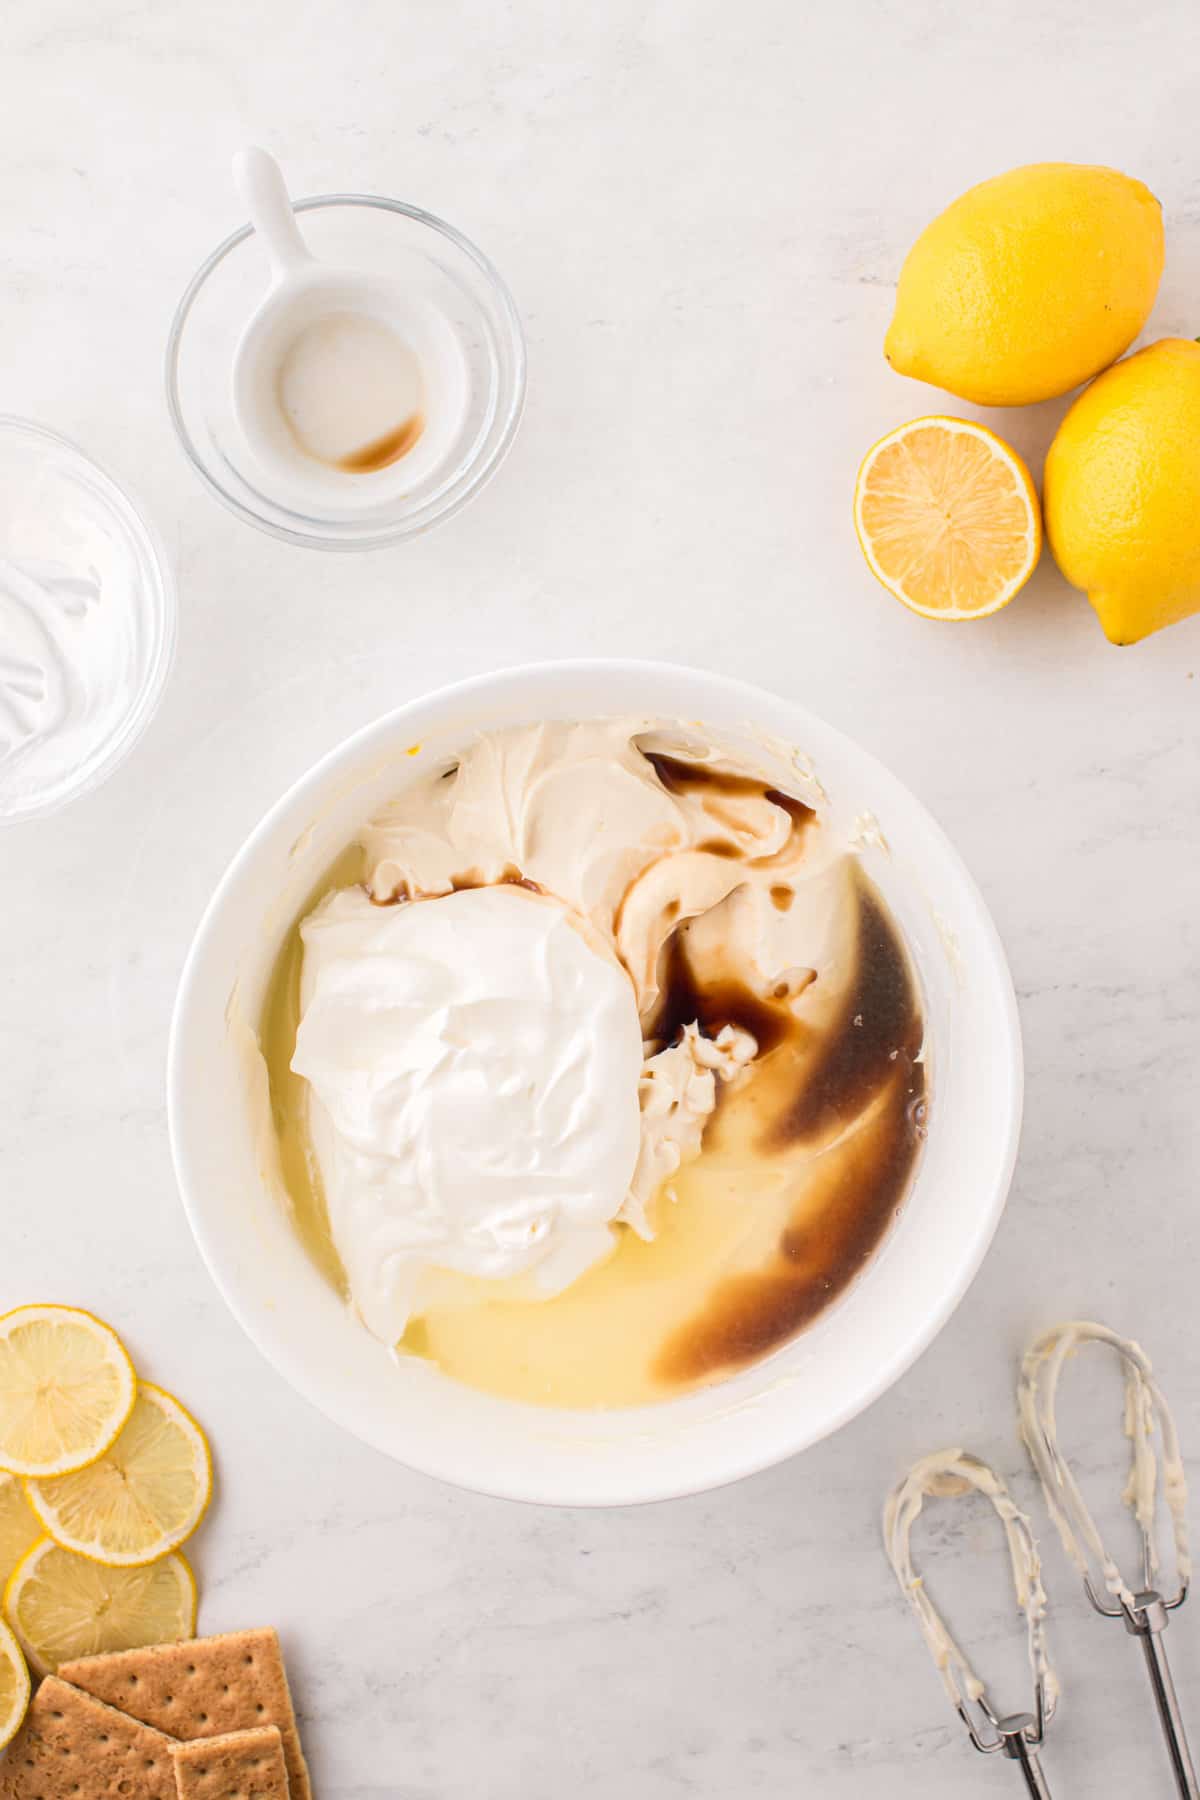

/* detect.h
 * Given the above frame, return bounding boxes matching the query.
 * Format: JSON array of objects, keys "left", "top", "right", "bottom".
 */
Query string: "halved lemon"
[
  {"left": 0, "top": 1306, "right": 136, "bottom": 1478},
  {"left": 0, "top": 1616, "right": 30, "bottom": 1751},
  {"left": 0, "top": 1474, "right": 42, "bottom": 1588},
  {"left": 25, "top": 1384, "right": 212, "bottom": 1567},
  {"left": 4, "top": 1537, "right": 196, "bottom": 1676},
  {"left": 854, "top": 416, "right": 1041, "bottom": 619}
]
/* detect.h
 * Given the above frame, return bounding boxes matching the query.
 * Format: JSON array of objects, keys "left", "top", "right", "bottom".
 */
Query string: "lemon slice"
[
  {"left": 854, "top": 416, "right": 1041, "bottom": 620},
  {"left": 0, "top": 1306, "right": 136, "bottom": 1478},
  {"left": 0, "top": 1474, "right": 42, "bottom": 1589},
  {"left": 4, "top": 1537, "right": 196, "bottom": 1676},
  {"left": 25, "top": 1384, "right": 212, "bottom": 1568},
  {"left": 0, "top": 1616, "right": 30, "bottom": 1751}
]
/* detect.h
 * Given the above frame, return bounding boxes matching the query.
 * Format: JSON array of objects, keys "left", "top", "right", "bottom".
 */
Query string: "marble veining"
[{"left": 2, "top": 0, "right": 1200, "bottom": 1793}]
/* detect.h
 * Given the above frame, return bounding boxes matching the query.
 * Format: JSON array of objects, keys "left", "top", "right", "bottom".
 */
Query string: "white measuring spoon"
[
  {"left": 228, "top": 147, "right": 469, "bottom": 513},
  {"left": 233, "top": 146, "right": 314, "bottom": 284}
]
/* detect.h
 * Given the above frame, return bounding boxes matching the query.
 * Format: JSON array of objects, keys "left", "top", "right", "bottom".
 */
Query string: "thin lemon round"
[
  {"left": 854, "top": 416, "right": 1041, "bottom": 620},
  {"left": 25, "top": 1384, "right": 212, "bottom": 1568},
  {"left": 0, "top": 1306, "right": 135, "bottom": 1479},
  {"left": 4, "top": 1537, "right": 196, "bottom": 1676},
  {"left": 0, "top": 1616, "right": 30, "bottom": 1751},
  {"left": 0, "top": 1474, "right": 42, "bottom": 1590}
]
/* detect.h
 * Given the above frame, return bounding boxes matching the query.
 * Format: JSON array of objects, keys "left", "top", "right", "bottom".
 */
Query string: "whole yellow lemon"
[
  {"left": 1044, "top": 338, "right": 1200, "bottom": 644},
  {"left": 885, "top": 163, "right": 1163, "bottom": 406}
]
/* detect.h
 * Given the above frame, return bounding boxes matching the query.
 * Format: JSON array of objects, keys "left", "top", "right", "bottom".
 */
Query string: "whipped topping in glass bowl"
[{"left": 0, "top": 418, "right": 174, "bottom": 822}]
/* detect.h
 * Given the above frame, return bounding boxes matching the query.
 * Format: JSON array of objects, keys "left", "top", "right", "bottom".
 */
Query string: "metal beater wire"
[
  {"left": 1020, "top": 1321, "right": 1196, "bottom": 1800},
  {"left": 883, "top": 1448, "right": 1059, "bottom": 1795}
]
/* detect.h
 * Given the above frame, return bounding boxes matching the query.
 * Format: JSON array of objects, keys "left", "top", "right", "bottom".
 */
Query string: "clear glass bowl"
[
  {"left": 165, "top": 195, "right": 526, "bottom": 550},
  {"left": 0, "top": 416, "right": 176, "bottom": 823}
]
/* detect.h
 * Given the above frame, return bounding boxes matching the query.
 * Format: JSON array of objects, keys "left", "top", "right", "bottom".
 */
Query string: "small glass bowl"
[
  {"left": 165, "top": 195, "right": 526, "bottom": 551},
  {"left": 0, "top": 416, "right": 176, "bottom": 824}
]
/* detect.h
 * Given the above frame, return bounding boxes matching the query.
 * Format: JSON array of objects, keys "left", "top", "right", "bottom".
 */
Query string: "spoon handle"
[{"left": 233, "top": 146, "right": 312, "bottom": 279}]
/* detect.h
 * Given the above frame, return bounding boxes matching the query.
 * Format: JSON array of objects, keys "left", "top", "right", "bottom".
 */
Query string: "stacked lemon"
[
  {"left": 856, "top": 161, "right": 1200, "bottom": 644},
  {"left": 0, "top": 1306, "right": 210, "bottom": 1746}
]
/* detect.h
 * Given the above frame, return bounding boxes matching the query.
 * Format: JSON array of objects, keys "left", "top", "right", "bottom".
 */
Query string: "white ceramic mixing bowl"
[{"left": 168, "top": 661, "right": 1021, "bottom": 1505}]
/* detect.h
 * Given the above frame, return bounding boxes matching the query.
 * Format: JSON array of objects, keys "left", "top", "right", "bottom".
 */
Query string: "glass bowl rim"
[
  {"left": 0, "top": 411, "right": 177, "bottom": 825},
  {"left": 163, "top": 192, "right": 527, "bottom": 551}
]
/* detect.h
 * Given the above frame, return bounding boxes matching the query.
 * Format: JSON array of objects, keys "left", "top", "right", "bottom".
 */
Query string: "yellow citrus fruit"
[
  {"left": 0, "top": 1306, "right": 135, "bottom": 1479},
  {"left": 886, "top": 163, "right": 1163, "bottom": 406},
  {"left": 0, "top": 1616, "right": 30, "bottom": 1751},
  {"left": 25, "top": 1384, "right": 212, "bottom": 1568},
  {"left": 854, "top": 417, "right": 1041, "bottom": 619},
  {"left": 1044, "top": 338, "right": 1200, "bottom": 644},
  {"left": 0, "top": 1475, "right": 41, "bottom": 1590},
  {"left": 4, "top": 1537, "right": 196, "bottom": 1676}
]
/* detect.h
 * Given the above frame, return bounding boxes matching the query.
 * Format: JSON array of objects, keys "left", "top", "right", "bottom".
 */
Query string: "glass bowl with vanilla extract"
[{"left": 166, "top": 194, "right": 525, "bottom": 550}]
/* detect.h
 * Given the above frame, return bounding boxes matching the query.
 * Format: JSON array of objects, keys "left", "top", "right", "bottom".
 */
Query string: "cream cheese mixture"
[{"left": 259, "top": 718, "right": 928, "bottom": 1406}]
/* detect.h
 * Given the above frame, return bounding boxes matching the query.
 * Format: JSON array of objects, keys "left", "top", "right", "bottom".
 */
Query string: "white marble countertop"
[{"left": 4, "top": 1, "right": 1200, "bottom": 1793}]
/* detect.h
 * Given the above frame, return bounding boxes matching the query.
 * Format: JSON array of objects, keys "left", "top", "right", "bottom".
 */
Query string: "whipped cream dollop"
[
  {"left": 291, "top": 718, "right": 840, "bottom": 1345},
  {"left": 294, "top": 885, "right": 645, "bottom": 1342}
]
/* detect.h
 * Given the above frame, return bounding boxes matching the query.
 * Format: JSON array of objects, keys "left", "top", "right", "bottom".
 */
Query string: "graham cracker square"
[
  {"left": 0, "top": 1675, "right": 177, "bottom": 1799},
  {"left": 59, "top": 1629, "right": 310, "bottom": 1800},
  {"left": 172, "top": 1724, "right": 290, "bottom": 1800}
]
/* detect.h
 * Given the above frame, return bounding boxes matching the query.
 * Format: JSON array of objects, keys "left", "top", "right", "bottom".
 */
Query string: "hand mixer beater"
[{"left": 1020, "top": 1321, "right": 1197, "bottom": 1800}]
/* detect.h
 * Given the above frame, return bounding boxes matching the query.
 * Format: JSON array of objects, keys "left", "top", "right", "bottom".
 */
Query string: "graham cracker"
[
  {"left": 0, "top": 1675, "right": 177, "bottom": 1800},
  {"left": 59, "top": 1629, "right": 310, "bottom": 1800},
  {"left": 172, "top": 1725, "right": 290, "bottom": 1800}
]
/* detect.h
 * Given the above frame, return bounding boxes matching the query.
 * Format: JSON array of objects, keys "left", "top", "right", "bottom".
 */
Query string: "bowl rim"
[
  {"left": 163, "top": 193, "right": 527, "bottom": 551},
  {"left": 0, "top": 413, "right": 177, "bottom": 824},
  {"left": 168, "top": 658, "right": 1023, "bottom": 1504}
]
